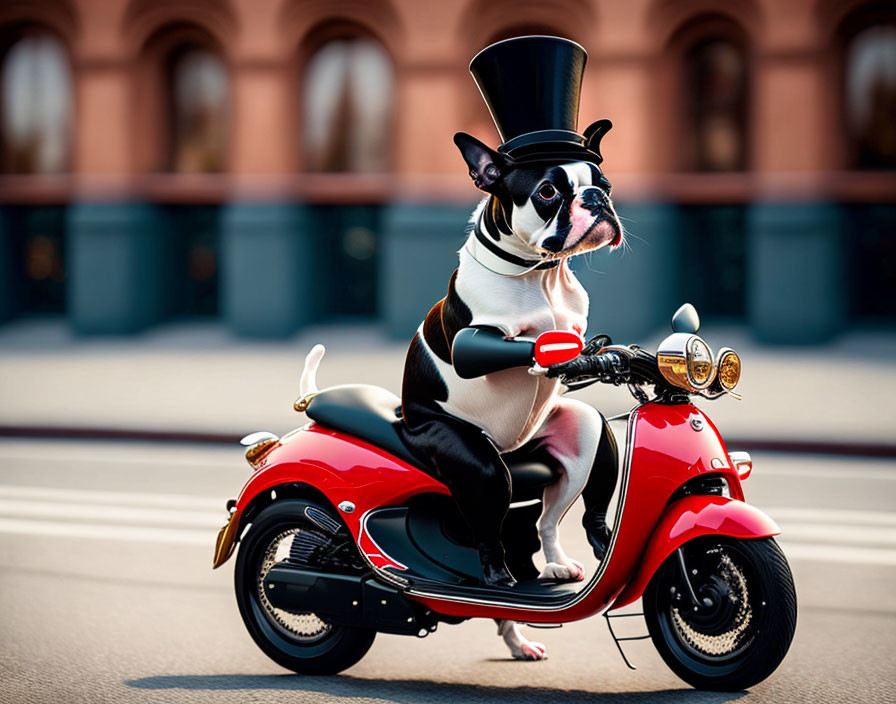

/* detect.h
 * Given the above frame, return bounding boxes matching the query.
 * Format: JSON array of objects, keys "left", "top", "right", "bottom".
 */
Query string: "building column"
[
  {"left": 747, "top": 203, "right": 845, "bottom": 343},
  {"left": 747, "top": 54, "right": 844, "bottom": 342},
  {"left": 67, "top": 62, "right": 169, "bottom": 333},
  {"left": 220, "top": 203, "right": 315, "bottom": 337},
  {"left": 218, "top": 63, "right": 313, "bottom": 337},
  {"left": 68, "top": 203, "right": 169, "bottom": 333}
]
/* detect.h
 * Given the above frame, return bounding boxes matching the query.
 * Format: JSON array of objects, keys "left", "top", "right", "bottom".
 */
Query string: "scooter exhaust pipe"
[{"left": 263, "top": 565, "right": 436, "bottom": 636}]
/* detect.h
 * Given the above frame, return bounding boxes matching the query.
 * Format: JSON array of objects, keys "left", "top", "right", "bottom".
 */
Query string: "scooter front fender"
[{"left": 611, "top": 495, "right": 780, "bottom": 609}]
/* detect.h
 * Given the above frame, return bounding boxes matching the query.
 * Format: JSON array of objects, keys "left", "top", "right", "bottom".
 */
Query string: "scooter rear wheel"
[
  {"left": 234, "top": 499, "right": 376, "bottom": 675},
  {"left": 643, "top": 537, "right": 796, "bottom": 691}
]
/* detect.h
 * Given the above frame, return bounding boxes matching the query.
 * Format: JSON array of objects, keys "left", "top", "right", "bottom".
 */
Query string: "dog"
[{"left": 397, "top": 131, "right": 623, "bottom": 660}]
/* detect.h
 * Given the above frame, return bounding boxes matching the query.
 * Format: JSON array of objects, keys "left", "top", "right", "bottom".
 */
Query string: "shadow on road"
[{"left": 125, "top": 674, "right": 747, "bottom": 703}]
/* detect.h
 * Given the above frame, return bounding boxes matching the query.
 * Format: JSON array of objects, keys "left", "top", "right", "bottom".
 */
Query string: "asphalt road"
[{"left": 0, "top": 439, "right": 894, "bottom": 704}]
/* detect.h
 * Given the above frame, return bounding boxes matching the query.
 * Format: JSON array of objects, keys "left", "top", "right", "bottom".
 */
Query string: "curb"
[{"left": 1, "top": 425, "right": 895, "bottom": 459}]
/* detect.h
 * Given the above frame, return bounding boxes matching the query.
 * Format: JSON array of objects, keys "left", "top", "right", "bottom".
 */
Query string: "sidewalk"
[{"left": 1, "top": 318, "right": 895, "bottom": 450}]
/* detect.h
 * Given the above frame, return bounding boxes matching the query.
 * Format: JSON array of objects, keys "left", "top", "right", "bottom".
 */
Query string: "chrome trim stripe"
[
  {"left": 357, "top": 510, "right": 410, "bottom": 588},
  {"left": 402, "top": 408, "right": 639, "bottom": 611}
]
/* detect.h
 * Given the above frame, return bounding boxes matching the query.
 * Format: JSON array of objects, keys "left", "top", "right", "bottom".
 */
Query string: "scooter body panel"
[
  {"left": 225, "top": 401, "right": 758, "bottom": 625},
  {"left": 406, "top": 402, "right": 748, "bottom": 622},
  {"left": 611, "top": 495, "right": 781, "bottom": 609},
  {"left": 231, "top": 423, "right": 449, "bottom": 571}
]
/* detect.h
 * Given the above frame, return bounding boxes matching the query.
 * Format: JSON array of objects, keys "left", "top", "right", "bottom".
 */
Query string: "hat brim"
[{"left": 498, "top": 129, "right": 602, "bottom": 165}]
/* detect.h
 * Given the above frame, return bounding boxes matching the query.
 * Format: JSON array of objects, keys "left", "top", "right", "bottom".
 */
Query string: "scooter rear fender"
[
  {"left": 611, "top": 495, "right": 780, "bottom": 609},
  {"left": 213, "top": 423, "right": 448, "bottom": 569}
]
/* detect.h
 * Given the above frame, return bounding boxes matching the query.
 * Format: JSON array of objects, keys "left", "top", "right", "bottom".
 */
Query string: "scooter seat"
[
  {"left": 306, "top": 384, "right": 420, "bottom": 469},
  {"left": 304, "top": 384, "right": 557, "bottom": 498}
]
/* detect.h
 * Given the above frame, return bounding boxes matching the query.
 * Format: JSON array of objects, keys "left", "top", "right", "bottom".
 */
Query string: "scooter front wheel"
[
  {"left": 234, "top": 500, "right": 376, "bottom": 675},
  {"left": 643, "top": 537, "right": 797, "bottom": 691}
]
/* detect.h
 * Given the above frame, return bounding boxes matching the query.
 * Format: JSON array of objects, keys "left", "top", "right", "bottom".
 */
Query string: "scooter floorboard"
[{"left": 365, "top": 502, "right": 582, "bottom": 607}]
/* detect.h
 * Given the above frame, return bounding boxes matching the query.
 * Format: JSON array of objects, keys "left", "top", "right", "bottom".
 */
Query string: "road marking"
[
  {"left": 0, "top": 484, "right": 894, "bottom": 568},
  {"left": 0, "top": 517, "right": 210, "bottom": 546},
  {"left": 757, "top": 465, "right": 896, "bottom": 481},
  {"left": 0, "top": 498, "right": 223, "bottom": 528},
  {"left": 762, "top": 507, "right": 896, "bottom": 526},
  {"left": 778, "top": 542, "right": 896, "bottom": 567},
  {"left": 778, "top": 522, "right": 896, "bottom": 546},
  {"left": 0, "top": 443, "right": 238, "bottom": 469},
  {"left": 0, "top": 485, "right": 224, "bottom": 511}
]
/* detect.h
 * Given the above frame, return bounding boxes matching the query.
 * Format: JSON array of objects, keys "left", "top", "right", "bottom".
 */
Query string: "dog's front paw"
[{"left": 539, "top": 559, "right": 586, "bottom": 582}]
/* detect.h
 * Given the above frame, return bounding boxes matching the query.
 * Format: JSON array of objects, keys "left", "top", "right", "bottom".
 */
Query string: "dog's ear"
[
  {"left": 583, "top": 119, "right": 612, "bottom": 162},
  {"left": 454, "top": 132, "right": 507, "bottom": 194}
]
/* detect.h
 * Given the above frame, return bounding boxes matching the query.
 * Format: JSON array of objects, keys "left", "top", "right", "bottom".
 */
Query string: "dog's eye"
[{"left": 536, "top": 183, "right": 558, "bottom": 202}]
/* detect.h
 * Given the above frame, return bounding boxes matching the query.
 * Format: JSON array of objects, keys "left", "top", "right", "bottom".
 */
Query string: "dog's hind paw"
[
  {"left": 497, "top": 620, "right": 548, "bottom": 661},
  {"left": 516, "top": 641, "right": 547, "bottom": 661},
  {"left": 539, "top": 560, "right": 586, "bottom": 582}
]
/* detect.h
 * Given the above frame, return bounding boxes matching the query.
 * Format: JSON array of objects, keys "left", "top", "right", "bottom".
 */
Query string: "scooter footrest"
[{"left": 407, "top": 576, "right": 579, "bottom": 608}]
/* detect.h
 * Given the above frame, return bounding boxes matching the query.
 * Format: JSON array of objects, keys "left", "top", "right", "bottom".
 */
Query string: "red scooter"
[{"left": 213, "top": 304, "right": 796, "bottom": 691}]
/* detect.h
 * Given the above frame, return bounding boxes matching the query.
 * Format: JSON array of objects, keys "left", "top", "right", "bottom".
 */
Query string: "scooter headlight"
[
  {"left": 657, "top": 333, "right": 715, "bottom": 392},
  {"left": 686, "top": 336, "right": 714, "bottom": 389},
  {"left": 716, "top": 348, "right": 741, "bottom": 391}
]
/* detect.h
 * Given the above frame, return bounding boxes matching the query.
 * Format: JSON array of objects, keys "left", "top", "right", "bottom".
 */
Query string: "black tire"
[
  {"left": 234, "top": 499, "right": 376, "bottom": 675},
  {"left": 643, "top": 537, "right": 797, "bottom": 691}
]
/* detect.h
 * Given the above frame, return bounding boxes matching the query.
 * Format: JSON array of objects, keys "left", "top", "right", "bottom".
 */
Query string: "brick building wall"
[{"left": 0, "top": 0, "right": 894, "bottom": 341}]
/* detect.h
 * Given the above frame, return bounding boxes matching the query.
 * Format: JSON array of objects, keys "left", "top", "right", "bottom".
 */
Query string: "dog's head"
[{"left": 455, "top": 132, "right": 622, "bottom": 261}]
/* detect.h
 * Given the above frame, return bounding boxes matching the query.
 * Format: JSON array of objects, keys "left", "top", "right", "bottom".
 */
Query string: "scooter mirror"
[{"left": 671, "top": 303, "right": 700, "bottom": 334}]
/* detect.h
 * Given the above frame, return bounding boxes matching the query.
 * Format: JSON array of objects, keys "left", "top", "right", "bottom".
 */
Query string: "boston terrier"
[{"left": 397, "top": 131, "right": 624, "bottom": 659}]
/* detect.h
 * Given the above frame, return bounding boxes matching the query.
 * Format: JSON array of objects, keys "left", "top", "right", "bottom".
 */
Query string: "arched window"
[
  {"left": 167, "top": 47, "right": 229, "bottom": 173},
  {"left": 683, "top": 38, "right": 749, "bottom": 172},
  {"left": 1, "top": 32, "right": 72, "bottom": 173},
  {"left": 302, "top": 36, "right": 393, "bottom": 173},
  {"left": 844, "top": 24, "right": 896, "bottom": 169}
]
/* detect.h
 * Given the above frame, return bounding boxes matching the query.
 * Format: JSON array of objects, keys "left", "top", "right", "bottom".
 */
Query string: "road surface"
[{"left": 0, "top": 439, "right": 894, "bottom": 703}]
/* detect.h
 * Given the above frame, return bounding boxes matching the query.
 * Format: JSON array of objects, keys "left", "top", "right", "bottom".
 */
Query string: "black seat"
[
  {"left": 306, "top": 384, "right": 420, "bottom": 469},
  {"left": 304, "top": 384, "right": 556, "bottom": 498}
]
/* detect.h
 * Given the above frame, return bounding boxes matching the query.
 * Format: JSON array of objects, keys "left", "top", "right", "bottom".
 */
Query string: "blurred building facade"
[{"left": 0, "top": 0, "right": 894, "bottom": 342}]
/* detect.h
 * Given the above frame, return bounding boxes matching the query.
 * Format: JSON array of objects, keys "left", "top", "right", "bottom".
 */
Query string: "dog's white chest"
[
  {"left": 430, "top": 250, "right": 589, "bottom": 450},
  {"left": 455, "top": 250, "right": 588, "bottom": 338}
]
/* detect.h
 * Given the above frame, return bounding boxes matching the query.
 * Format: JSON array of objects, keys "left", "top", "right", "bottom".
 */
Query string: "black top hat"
[{"left": 470, "top": 36, "right": 611, "bottom": 165}]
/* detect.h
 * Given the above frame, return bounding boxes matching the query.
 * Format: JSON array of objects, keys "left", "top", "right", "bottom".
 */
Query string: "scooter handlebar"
[{"left": 545, "top": 349, "right": 630, "bottom": 383}]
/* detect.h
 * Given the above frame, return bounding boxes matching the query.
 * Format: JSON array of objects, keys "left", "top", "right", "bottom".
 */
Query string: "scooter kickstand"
[{"left": 604, "top": 612, "right": 650, "bottom": 671}]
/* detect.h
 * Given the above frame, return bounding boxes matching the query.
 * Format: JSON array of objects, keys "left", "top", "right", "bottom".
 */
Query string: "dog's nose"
[
  {"left": 580, "top": 187, "right": 608, "bottom": 212},
  {"left": 542, "top": 235, "right": 565, "bottom": 253}
]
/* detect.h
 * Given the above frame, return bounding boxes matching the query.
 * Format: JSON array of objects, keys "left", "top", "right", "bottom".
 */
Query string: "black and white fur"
[
  {"left": 398, "top": 133, "right": 623, "bottom": 660},
  {"left": 298, "top": 134, "right": 621, "bottom": 659}
]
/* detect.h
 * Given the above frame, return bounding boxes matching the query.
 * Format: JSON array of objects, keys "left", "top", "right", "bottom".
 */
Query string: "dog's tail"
[{"left": 299, "top": 344, "right": 326, "bottom": 396}]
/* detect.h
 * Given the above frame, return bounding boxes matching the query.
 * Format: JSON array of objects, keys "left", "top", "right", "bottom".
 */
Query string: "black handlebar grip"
[{"left": 545, "top": 350, "right": 624, "bottom": 380}]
